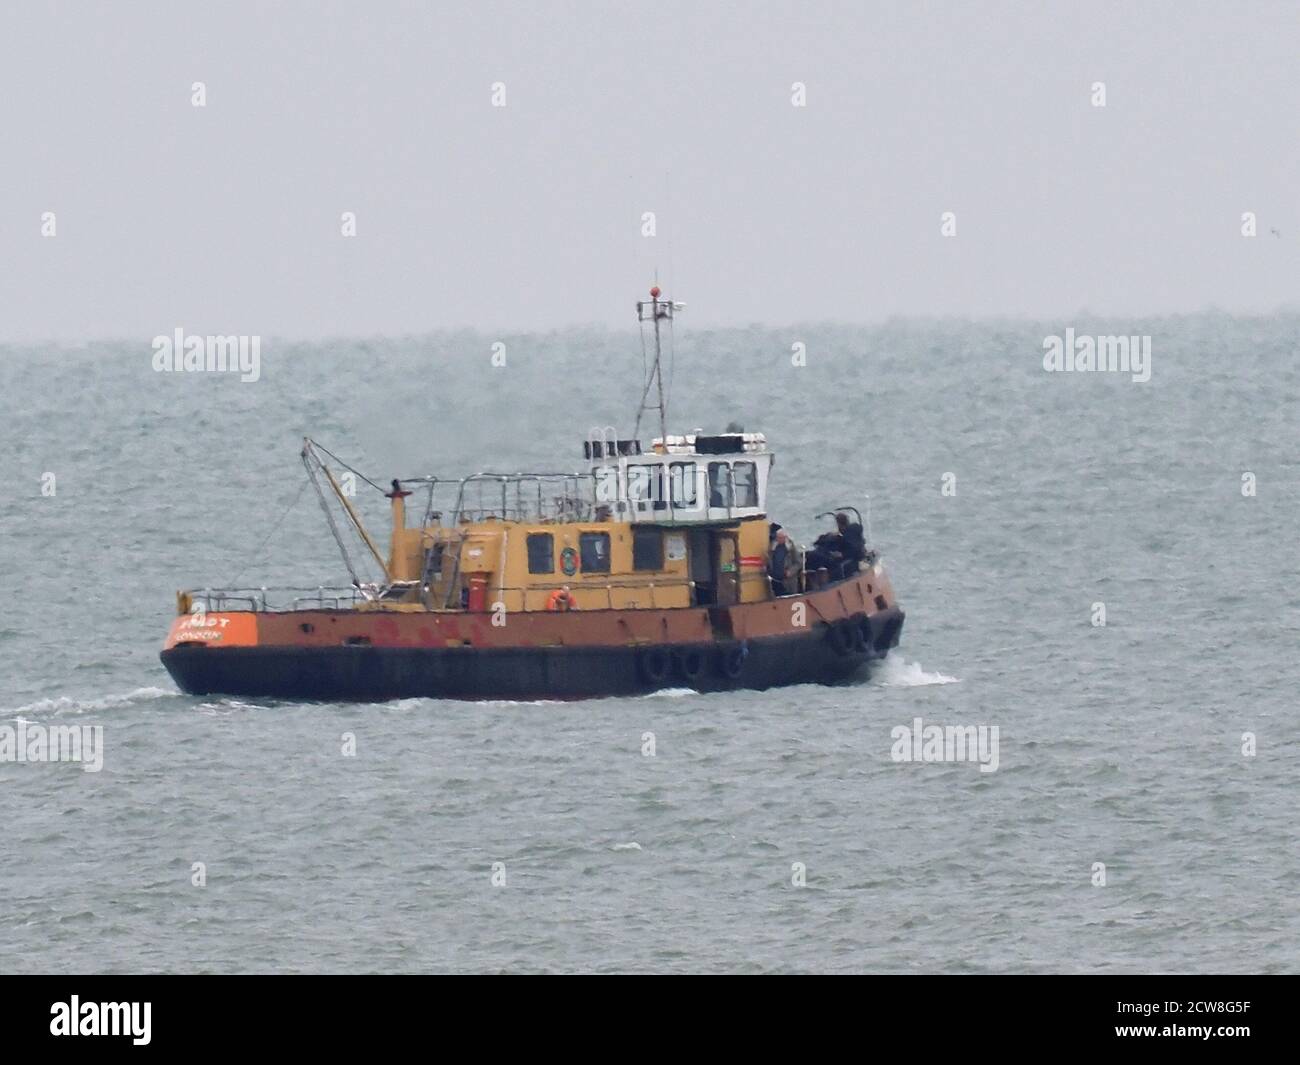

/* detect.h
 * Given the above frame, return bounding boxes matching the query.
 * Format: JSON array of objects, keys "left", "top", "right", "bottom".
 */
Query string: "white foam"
[
  {"left": 613, "top": 842, "right": 643, "bottom": 851},
  {"left": 385, "top": 696, "right": 566, "bottom": 708},
  {"left": 197, "top": 698, "right": 273, "bottom": 712},
  {"left": 388, "top": 697, "right": 432, "bottom": 710},
  {"left": 643, "top": 687, "right": 698, "bottom": 699},
  {"left": 4, "top": 686, "right": 174, "bottom": 717},
  {"left": 875, "top": 657, "right": 960, "bottom": 687}
]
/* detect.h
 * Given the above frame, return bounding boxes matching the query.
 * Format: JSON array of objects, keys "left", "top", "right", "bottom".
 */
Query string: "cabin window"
[
  {"left": 628, "top": 463, "right": 667, "bottom": 509},
  {"left": 593, "top": 466, "right": 618, "bottom": 503},
  {"left": 733, "top": 461, "right": 758, "bottom": 508},
  {"left": 651, "top": 464, "right": 666, "bottom": 508},
  {"left": 624, "top": 465, "right": 655, "bottom": 501},
  {"left": 633, "top": 528, "right": 664, "bottom": 571},
  {"left": 708, "top": 462, "right": 733, "bottom": 508},
  {"left": 526, "top": 533, "right": 554, "bottom": 574},
  {"left": 669, "top": 462, "right": 698, "bottom": 507},
  {"left": 579, "top": 531, "right": 610, "bottom": 573}
]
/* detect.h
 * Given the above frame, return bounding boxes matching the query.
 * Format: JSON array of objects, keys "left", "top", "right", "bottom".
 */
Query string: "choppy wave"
[
  {"left": 3, "top": 686, "right": 175, "bottom": 717},
  {"left": 874, "top": 657, "right": 960, "bottom": 687}
]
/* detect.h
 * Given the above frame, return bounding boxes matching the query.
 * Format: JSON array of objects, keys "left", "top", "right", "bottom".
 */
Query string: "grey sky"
[{"left": 2, "top": 0, "right": 1297, "bottom": 340}]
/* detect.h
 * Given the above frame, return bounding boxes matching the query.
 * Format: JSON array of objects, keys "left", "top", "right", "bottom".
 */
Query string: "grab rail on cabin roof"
[
  {"left": 397, "top": 467, "right": 767, "bottom": 526},
  {"left": 440, "top": 472, "right": 598, "bottom": 525}
]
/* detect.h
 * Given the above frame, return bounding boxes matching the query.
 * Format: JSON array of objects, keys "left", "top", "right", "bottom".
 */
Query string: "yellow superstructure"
[{"left": 386, "top": 504, "right": 775, "bottom": 613}]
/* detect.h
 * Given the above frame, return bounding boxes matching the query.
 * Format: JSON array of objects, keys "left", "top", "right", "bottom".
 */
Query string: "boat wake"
[
  {"left": 3, "top": 686, "right": 175, "bottom": 717},
  {"left": 874, "top": 657, "right": 960, "bottom": 687}
]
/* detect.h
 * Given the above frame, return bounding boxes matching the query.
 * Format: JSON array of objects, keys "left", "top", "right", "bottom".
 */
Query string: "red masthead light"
[{"left": 650, "top": 285, "right": 660, "bottom": 298}]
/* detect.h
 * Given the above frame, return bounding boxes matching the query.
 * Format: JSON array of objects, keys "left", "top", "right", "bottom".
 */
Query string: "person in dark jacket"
[
  {"left": 769, "top": 529, "right": 790, "bottom": 596},
  {"left": 807, "top": 513, "right": 866, "bottom": 581},
  {"left": 837, "top": 512, "right": 866, "bottom": 572}
]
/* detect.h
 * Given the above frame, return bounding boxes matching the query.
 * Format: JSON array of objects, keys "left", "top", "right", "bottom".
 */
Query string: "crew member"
[
  {"left": 546, "top": 586, "right": 578, "bottom": 611},
  {"left": 806, "top": 513, "right": 867, "bottom": 581},
  {"left": 837, "top": 512, "right": 866, "bottom": 575},
  {"left": 769, "top": 529, "right": 790, "bottom": 596},
  {"left": 783, "top": 532, "right": 804, "bottom": 594}
]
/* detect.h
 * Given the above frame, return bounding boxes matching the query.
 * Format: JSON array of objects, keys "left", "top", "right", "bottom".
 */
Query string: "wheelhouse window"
[
  {"left": 579, "top": 531, "right": 610, "bottom": 573},
  {"left": 633, "top": 527, "right": 664, "bottom": 571},
  {"left": 526, "top": 533, "right": 554, "bottom": 574},
  {"left": 733, "top": 461, "right": 758, "bottom": 508},
  {"left": 708, "top": 462, "right": 733, "bottom": 508},
  {"left": 669, "top": 462, "right": 698, "bottom": 507},
  {"left": 625, "top": 466, "right": 646, "bottom": 499},
  {"left": 627, "top": 464, "right": 665, "bottom": 509},
  {"left": 593, "top": 466, "right": 618, "bottom": 504}
]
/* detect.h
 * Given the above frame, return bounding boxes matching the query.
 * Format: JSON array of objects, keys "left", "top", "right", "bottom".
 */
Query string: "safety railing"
[
  {"left": 399, "top": 471, "right": 600, "bottom": 527},
  {"left": 178, "top": 565, "right": 843, "bottom": 616},
  {"left": 179, "top": 586, "right": 367, "bottom": 613}
]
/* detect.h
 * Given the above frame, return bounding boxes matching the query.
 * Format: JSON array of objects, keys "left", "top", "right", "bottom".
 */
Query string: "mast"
[
  {"left": 301, "top": 437, "right": 393, "bottom": 585},
  {"left": 633, "top": 285, "right": 677, "bottom": 443}
]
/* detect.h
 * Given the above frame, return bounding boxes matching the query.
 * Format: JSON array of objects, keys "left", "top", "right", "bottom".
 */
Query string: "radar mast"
[{"left": 633, "top": 285, "right": 680, "bottom": 443}]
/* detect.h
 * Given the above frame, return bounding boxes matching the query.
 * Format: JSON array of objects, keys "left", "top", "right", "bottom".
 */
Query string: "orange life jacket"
[{"left": 546, "top": 588, "right": 575, "bottom": 611}]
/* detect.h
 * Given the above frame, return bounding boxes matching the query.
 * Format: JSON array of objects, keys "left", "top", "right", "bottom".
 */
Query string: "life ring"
[
  {"left": 826, "top": 619, "right": 855, "bottom": 656},
  {"left": 639, "top": 647, "right": 670, "bottom": 683},
  {"left": 718, "top": 642, "right": 748, "bottom": 680},
  {"left": 546, "top": 587, "right": 576, "bottom": 611},
  {"left": 675, "top": 647, "right": 705, "bottom": 682},
  {"left": 560, "top": 546, "right": 579, "bottom": 576}
]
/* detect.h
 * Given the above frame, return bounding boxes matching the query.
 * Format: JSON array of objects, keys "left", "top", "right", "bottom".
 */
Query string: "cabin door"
[
  {"left": 713, "top": 532, "right": 739, "bottom": 606},
  {"left": 687, "top": 529, "right": 714, "bottom": 605}
]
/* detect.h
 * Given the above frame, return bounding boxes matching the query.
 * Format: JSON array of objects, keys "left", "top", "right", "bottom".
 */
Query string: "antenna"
[{"left": 633, "top": 284, "right": 678, "bottom": 443}]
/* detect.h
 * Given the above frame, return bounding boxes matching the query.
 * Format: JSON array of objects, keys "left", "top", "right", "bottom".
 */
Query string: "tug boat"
[{"left": 160, "top": 288, "right": 904, "bottom": 701}]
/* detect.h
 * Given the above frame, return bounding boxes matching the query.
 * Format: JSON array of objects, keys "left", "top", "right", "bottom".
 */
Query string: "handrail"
[
  {"left": 182, "top": 584, "right": 365, "bottom": 594},
  {"left": 181, "top": 585, "right": 366, "bottom": 613},
  {"left": 444, "top": 471, "right": 599, "bottom": 525}
]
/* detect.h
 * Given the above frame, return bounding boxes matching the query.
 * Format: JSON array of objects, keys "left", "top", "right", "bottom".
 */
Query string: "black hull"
[{"left": 162, "top": 608, "right": 904, "bottom": 702}]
